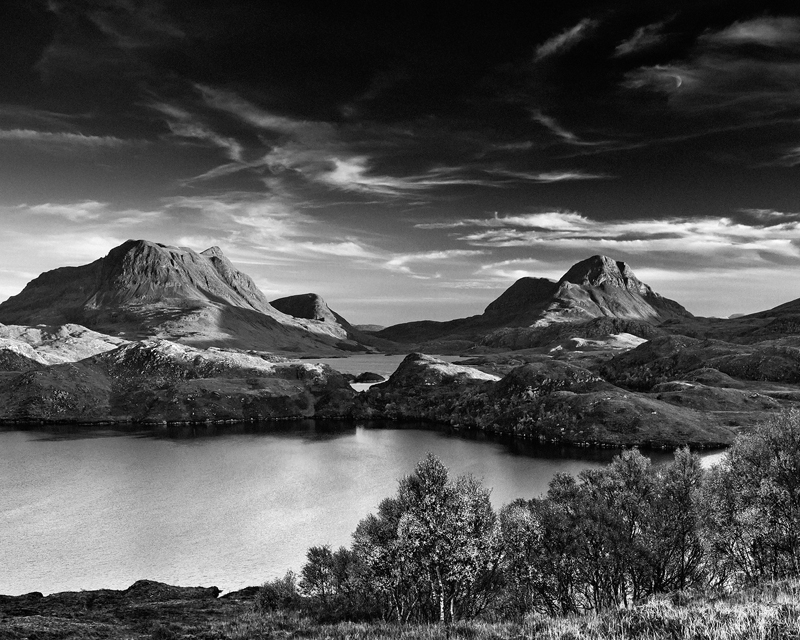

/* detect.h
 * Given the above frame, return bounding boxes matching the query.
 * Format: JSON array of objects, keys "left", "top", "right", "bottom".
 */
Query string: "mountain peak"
[
  {"left": 560, "top": 255, "right": 650, "bottom": 294},
  {"left": 200, "top": 246, "right": 225, "bottom": 259}
]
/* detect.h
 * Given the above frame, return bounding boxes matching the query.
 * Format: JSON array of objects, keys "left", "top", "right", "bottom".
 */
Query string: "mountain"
[
  {"left": 0, "top": 240, "right": 369, "bottom": 354},
  {"left": 376, "top": 255, "right": 692, "bottom": 345},
  {"left": 271, "top": 293, "right": 351, "bottom": 336},
  {"left": 270, "top": 292, "right": 398, "bottom": 352},
  {"left": 485, "top": 255, "right": 690, "bottom": 326}
]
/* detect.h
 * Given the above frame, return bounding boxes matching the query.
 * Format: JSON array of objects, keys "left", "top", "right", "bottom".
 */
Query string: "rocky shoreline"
[{"left": 4, "top": 322, "right": 800, "bottom": 448}]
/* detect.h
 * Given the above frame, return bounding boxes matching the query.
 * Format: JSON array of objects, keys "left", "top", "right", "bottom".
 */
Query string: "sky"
[{"left": 3, "top": 1, "right": 800, "bottom": 325}]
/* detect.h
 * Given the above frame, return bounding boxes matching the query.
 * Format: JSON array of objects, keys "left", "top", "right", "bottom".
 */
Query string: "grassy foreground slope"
[{"left": 1, "top": 579, "right": 798, "bottom": 639}]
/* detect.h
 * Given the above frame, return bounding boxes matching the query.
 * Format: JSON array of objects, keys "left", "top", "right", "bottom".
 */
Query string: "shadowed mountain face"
[
  {"left": 0, "top": 240, "right": 365, "bottom": 353},
  {"left": 270, "top": 292, "right": 399, "bottom": 352},
  {"left": 271, "top": 293, "right": 345, "bottom": 326},
  {"left": 377, "top": 255, "right": 692, "bottom": 344}
]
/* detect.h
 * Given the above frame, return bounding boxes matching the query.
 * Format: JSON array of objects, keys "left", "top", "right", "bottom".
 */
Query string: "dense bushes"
[
  {"left": 701, "top": 409, "right": 800, "bottom": 584},
  {"left": 259, "top": 408, "right": 800, "bottom": 624}
]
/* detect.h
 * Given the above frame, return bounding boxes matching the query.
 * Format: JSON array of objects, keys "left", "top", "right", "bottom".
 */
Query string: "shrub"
[{"left": 255, "top": 571, "right": 302, "bottom": 613}]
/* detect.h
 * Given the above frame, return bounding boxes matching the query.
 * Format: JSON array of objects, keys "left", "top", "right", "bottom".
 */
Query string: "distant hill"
[
  {"left": 0, "top": 240, "right": 370, "bottom": 354},
  {"left": 376, "top": 255, "right": 692, "bottom": 345},
  {"left": 271, "top": 293, "right": 351, "bottom": 336},
  {"left": 270, "top": 292, "right": 396, "bottom": 351},
  {"left": 353, "top": 324, "right": 385, "bottom": 333}
]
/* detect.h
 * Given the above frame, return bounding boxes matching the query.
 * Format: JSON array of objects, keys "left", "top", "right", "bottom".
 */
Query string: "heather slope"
[{"left": 2, "top": 579, "right": 798, "bottom": 640}]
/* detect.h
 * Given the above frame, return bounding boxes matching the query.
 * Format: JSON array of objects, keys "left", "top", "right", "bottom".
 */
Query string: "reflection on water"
[{"left": 0, "top": 420, "right": 718, "bottom": 597}]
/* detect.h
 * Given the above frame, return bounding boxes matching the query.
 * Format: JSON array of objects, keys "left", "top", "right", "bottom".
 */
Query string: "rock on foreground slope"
[{"left": 0, "top": 240, "right": 369, "bottom": 354}]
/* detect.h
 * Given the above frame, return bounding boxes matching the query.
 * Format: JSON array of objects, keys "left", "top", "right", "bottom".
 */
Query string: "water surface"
[{"left": 0, "top": 422, "right": 627, "bottom": 596}]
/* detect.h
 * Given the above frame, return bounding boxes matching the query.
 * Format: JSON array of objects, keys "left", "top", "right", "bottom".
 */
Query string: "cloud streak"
[
  {"left": 152, "top": 103, "right": 243, "bottom": 162},
  {"left": 26, "top": 201, "right": 107, "bottom": 222},
  {"left": 535, "top": 19, "right": 598, "bottom": 61},
  {"left": 623, "top": 16, "right": 800, "bottom": 118},
  {"left": 385, "top": 249, "right": 487, "bottom": 278},
  {"left": 614, "top": 20, "right": 670, "bottom": 57},
  {"left": 421, "top": 210, "right": 800, "bottom": 270},
  {"left": 703, "top": 17, "right": 800, "bottom": 48},
  {"left": 172, "top": 86, "right": 511, "bottom": 195},
  {"left": 487, "top": 169, "right": 611, "bottom": 183},
  {"left": 0, "top": 129, "right": 128, "bottom": 147}
]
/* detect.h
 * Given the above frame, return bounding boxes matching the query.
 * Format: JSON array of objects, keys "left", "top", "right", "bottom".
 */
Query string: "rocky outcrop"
[
  {"left": 0, "top": 341, "right": 48, "bottom": 371},
  {"left": 600, "top": 335, "right": 800, "bottom": 390},
  {"left": 353, "top": 353, "right": 740, "bottom": 448},
  {"left": 353, "top": 353, "right": 500, "bottom": 424},
  {"left": 0, "top": 323, "right": 129, "bottom": 368},
  {"left": 0, "top": 338, "right": 355, "bottom": 424},
  {"left": 0, "top": 240, "right": 370, "bottom": 354},
  {"left": 375, "top": 353, "right": 501, "bottom": 388}
]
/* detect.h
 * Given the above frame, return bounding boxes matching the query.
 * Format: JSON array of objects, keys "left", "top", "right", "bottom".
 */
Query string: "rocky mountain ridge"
[
  {"left": 0, "top": 240, "right": 370, "bottom": 354},
  {"left": 375, "top": 255, "right": 691, "bottom": 348}
]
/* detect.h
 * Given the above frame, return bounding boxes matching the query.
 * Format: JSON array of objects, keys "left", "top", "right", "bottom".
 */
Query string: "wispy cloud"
[
  {"left": 159, "top": 194, "right": 386, "bottom": 266},
  {"left": 623, "top": 16, "right": 800, "bottom": 124},
  {"left": 739, "top": 208, "right": 800, "bottom": 222},
  {"left": 530, "top": 110, "right": 609, "bottom": 147},
  {"left": 477, "top": 258, "right": 563, "bottom": 283},
  {"left": 623, "top": 65, "right": 694, "bottom": 94},
  {"left": 82, "top": 0, "right": 185, "bottom": 50},
  {"left": 1, "top": 228, "right": 129, "bottom": 266},
  {"left": 703, "top": 16, "right": 800, "bottom": 48},
  {"left": 0, "top": 106, "right": 83, "bottom": 130},
  {"left": 152, "top": 102, "right": 243, "bottom": 162},
  {"left": 317, "top": 158, "right": 498, "bottom": 195},
  {"left": 421, "top": 210, "right": 800, "bottom": 270},
  {"left": 385, "top": 250, "right": 487, "bottom": 278},
  {"left": 416, "top": 211, "right": 590, "bottom": 230},
  {"left": 532, "top": 110, "right": 580, "bottom": 143},
  {"left": 487, "top": 168, "right": 611, "bottom": 183},
  {"left": 535, "top": 19, "right": 597, "bottom": 61},
  {"left": 0, "top": 129, "right": 128, "bottom": 147},
  {"left": 190, "top": 86, "right": 501, "bottom": 196},
  {"left": 26, "top": 201, "right": 107, "bottom": 222},
  {"left": 774, "top": 146, "right": 800, "bottom": 167},
  {"left": 10, "top": 201, "right": 161, "bottom": 226},
  {"left": 196, "top": 85, "right": 315, "bottom": 136},
  {"left": 614, "top": 20, "right": 670, "bottom": 57}
]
